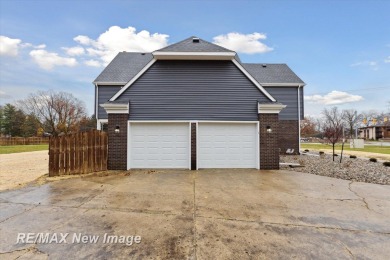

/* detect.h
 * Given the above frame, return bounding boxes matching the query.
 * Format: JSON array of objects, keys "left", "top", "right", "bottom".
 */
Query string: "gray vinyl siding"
[
  {"left": 116, "top": 60, "right": 271, "bottom": 121},
  {"left": 264, "top": 87, "right": 304, "bottom": 120},
  {"left": 97, "top": 85, "right": 122, "bottom": 119}
]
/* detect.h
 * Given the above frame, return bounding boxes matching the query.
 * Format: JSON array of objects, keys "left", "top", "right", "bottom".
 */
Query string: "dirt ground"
[{"left": 0, "top": 150, "right": 48, "bottom": 191}]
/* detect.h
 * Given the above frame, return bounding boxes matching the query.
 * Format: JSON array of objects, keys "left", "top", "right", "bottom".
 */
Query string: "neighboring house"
[
  {"left": 93, "top": 36, "right": 305, "bottom": 170},
  {"left": 359, "top": 125, "right": 390, "bottom": 140}
]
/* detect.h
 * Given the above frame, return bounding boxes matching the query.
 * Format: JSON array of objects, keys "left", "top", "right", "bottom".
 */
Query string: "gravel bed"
[{"left": 280, "top": 154, "right": 390, "bottom": 185}]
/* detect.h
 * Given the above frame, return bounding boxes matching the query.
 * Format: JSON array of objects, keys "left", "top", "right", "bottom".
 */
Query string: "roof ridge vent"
[{"left": 192, "top": 37, "right": 200, "bottom": 43}]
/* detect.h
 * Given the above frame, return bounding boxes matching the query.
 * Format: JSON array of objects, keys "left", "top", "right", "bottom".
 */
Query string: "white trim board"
[
  {"left": 100, "top": 103, "right": 129, "bottom": 114},
  {"left": 110, "top": 58, "right": 157, "bottom": 101},
  {"left": 258, "top": 103, "right": 287, "bottom": 114},
  {"left": 95, "top": 83, "right": 99, "bottom": 120},
  {"left": 153, "top": 51, "right": 236, "bottom": 60},
  {"left": 127, "top": 120, "right": 259, "bottom": 123},
  {"left": 261, "top": 83, "right": 306, "bottom": 87},
  {"left": 94, "top": 82, "right": 127, "bottom": 85},
  {"left": 232, "top": 59, "right": 276, "bottom": 102},
  {"left": 96, "top": 119, "right": 108, "bottom": 130}
]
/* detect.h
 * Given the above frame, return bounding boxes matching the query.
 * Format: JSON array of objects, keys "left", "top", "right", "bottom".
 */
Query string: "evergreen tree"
[{"left": 0, "top": 104, "right": 25, "bottom": 137}]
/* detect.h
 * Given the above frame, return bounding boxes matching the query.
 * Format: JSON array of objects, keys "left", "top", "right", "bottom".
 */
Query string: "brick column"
[
  {"left": 258, "top": 102, "right": 286, "bottom": 170},
  {"left": 259, "top": 113, "right": 280, "bottom": 170},
  {"left": 191, "top": 123, "right": 197, "bottom": 170},
  {"left": 107, "top": 114, "right": 128, "bottom": 170},
  {"left": 101, "top": 102, "right": 130, "bottom": 171},
  {"left": 279, "top": 120, "right": 299, "bottom": 155}
]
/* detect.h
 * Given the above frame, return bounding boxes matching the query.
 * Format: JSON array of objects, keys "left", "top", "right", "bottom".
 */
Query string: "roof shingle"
[
  {"left": 93, "top": 38, "right": 304, "bottom": 86},
  {"left": 242, "top": 63, "right": 304, "bottom": 84},
  {"left": 93, "top": 52, "right": 153, "bottom": 83},
  {"left": 156, "top": 36, "right": 234, "bottom": 53}
]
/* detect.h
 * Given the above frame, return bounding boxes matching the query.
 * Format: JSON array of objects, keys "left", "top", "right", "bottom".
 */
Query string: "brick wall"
[
  {"left": 108, "top": 114, "right": 128, "bottom": 170},
  {"left": 259, "top": 114, "right": 280, "bottom": 170},
  {"left": 191, "top": 123, "right": 196, "bottom": 170},
  {"left": 279, "top": 120, "right": 299, "bottom": 155}
]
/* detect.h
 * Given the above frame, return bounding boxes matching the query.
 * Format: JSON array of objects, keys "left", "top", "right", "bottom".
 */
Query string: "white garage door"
[
  {"left": 198, "top": 123, "right": 258, "bottom": 169},
  {"left": 129, "top": 123, "right": 190, "bottom": 169}
]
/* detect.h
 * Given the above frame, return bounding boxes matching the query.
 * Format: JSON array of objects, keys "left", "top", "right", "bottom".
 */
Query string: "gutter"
[
  {"left": 95, "top": 83, "right": 98, "bottom": 121},
  {"left": 298, "top": 84, "right": 302, "bottom": 153}
]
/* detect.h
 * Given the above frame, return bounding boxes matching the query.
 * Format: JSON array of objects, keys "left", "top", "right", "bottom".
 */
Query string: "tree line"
[
  {"left": 0, "top": 90, "right": 96, "bottom": 137},
  {"left": 301, "top": 105, "right": 390, "bottom": 161},
  {"left": 301, "top": 106, "right": 390, "bottom": 139}
]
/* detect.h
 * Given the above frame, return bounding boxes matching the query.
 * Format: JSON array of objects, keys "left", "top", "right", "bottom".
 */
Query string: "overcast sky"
[{"left": 0, "top": 0, "right": 389, "bottom": 116}]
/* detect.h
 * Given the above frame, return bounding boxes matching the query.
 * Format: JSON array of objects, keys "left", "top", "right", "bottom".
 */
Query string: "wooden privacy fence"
[
  {"left": 49, "top": 130, "right": 108, "bottom": 176},
  {"left": 0, "top": 137, "right": 49, "bottom": 145}
]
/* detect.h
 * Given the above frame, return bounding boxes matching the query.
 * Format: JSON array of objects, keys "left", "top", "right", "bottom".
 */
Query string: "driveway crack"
[
  {"left": 348, "top": 181, "right": 370, "bottom": 211},
  {"left": 348, "top": 181, "right": 387, "bottom": 217},
  {"left": 196, "top": 215, "right": 390, "bottom": 235},
  {"left": 77, "top": 188, "right": 106, "bottom": 208},
  {"left": 320, "top": 231, "right": 355, "bottom": 259},
  {"left": 0, "top": 204, "right": 38, "bottom": 224}
]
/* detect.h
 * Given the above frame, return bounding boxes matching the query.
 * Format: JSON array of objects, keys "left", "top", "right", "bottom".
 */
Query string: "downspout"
[
  {"left": 298, "top": 85, "right": 302, "bottom": 153},
  {"left": 94, "top": 83, "right": 99, "bottom": 130}
]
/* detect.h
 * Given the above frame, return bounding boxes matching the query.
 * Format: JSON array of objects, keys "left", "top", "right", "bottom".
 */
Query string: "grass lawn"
[
  {"left": 301, "top": 143, "right": 390, "bottom": 155},
  {"left": 0, "top": 144, "right": 49, "bottom": 154}
]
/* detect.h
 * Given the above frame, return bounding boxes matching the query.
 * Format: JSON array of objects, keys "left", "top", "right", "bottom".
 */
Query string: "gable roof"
[
  {"left": 93, "top": 52, "right": 153, "bottom": 84},
  {"left": 93, "top": 38, "right": 304, "bottom": 87},
  {"left": 242, "top": 63, "right": 305, "bottom": 85},
  {"left": 156, "top": 36, "right": 234, "bottom": 53}
]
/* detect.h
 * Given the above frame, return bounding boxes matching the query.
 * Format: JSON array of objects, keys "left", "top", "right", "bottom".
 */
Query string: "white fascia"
[
  {"left": 93, "top": 82, "right": 127, "bottom": 85},
  {"left": 152, "top": 51, "right": 236, "bottom": 60},
  {"left": 261, "top": 83, "right": 306, "bottom": 87},
  {"left": 258, "top": 103, "right": 287, "bottom": 114},
  {"left": 110, "top": 58, "right": 157, "bottom": 101},
  {"left": 232, "top": 59, "right": 276, "bottom": 102},
  {"left": 100, "top": 103, "right": 129, "bottom": 114},
  {"left": 95, "top": 83, "right": 98, "bottom": 120}
]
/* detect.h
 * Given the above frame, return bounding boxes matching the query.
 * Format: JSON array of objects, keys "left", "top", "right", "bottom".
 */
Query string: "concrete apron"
[{"left": 0, "top": 169, "right": 389, "bottom": 259}]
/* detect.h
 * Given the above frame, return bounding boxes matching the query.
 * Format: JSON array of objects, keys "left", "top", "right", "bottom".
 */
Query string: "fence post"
[
  {"left": 96, "top": 130, "right": 101, "bottom": 171},
  {"left": 69, "top": 134, "right": 75, "bottom": 174},
  {"left": 102, "top": 132, "right": 108, "bottom": 170},
  {"left": 64, "top": 136, "right": 69, "bottom": 175},
  {"left": 49, "top": 137, "right": 54, "bottom": 176}
]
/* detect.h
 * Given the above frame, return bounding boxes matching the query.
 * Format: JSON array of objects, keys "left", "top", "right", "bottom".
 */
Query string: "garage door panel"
[
  {"left": 198, "top": 123, "right": 258, "bottom": 169},
  {"left": 129, "top": 123, "right": 190, "bottom": 169}
]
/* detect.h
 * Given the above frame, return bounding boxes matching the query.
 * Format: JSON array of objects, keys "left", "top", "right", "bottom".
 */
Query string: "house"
[
  {"left": 359, "top": 124, "right": 390, "bottom": 140},
  {"left": 93, "top": 36, "right": 305, "bottom": 170}
]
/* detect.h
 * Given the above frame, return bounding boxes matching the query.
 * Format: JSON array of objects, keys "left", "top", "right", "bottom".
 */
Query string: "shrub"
[
  {"left": 369, "top": 158, "right": 377, "bottom": 162},
  {"left": 333, "top": 154, "right": 338, "bottom": 157},
  {"left": 304, "top": 149, "right": 309, "bottom": 152},
  {"left": 350, "top": 155, "right": 357, "bottom": 159},
  {"left": 383, "top": 162, "right": 390, "bottom": 167},
  {"left": 319, "top": 151, "right": 325, "bottom": 155}
]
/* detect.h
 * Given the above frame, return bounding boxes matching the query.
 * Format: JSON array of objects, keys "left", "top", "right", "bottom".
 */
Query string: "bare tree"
[
  {"left": 300, "top": 116, "right": 318, "bottom": 137},
  {"left": 342, "top": 109, "right": 361, "bottom": 139},
  {"left": 322, "top": 107, "right": 344, "bottom": 161},
  {"left": 17, "top": 90, "right": 87, "bottom": 136}
]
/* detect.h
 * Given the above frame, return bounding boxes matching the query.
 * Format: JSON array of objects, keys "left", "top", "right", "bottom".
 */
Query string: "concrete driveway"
[{"left": 0, "top": 169, "right": 389, "bottom": 259}]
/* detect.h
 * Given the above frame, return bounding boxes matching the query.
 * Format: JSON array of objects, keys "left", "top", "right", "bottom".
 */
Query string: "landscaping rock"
[{"left": 280, "top": 154, "right": 390, "bottom": 185}]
